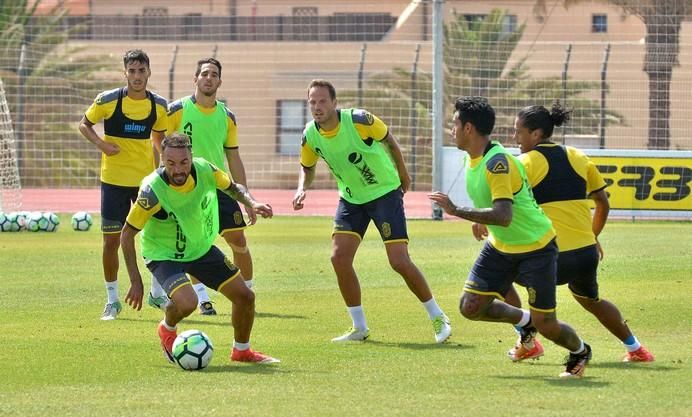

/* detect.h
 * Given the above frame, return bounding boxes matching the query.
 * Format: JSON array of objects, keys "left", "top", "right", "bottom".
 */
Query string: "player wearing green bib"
[
  {"left": 120, "top": 133, "right": 279, "bottom": 365},
  {"left": 429, "top": 97, "right": 592, "bottom": 378},
  {"left": 163, "top": 58, "right": 255, "bottom": 316},
  {"left": 293, "top": 79, "right": 451, "bottom": 344}
]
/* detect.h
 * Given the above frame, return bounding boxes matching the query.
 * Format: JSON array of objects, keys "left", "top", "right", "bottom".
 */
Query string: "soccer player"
[
  {"left": 78, "top": 49, "right": 168, "bottom": 320},
  {"left": 428, "top": 96, "right": 592, "bottom": 378},
  {"left": 505, "top": 101, "right": 654, "bottom": 362},
  {"left": 120, "top": 133, "right": 279, "bottom": 364},
  {"left": 292, "top": 79, "right": 451, "bottom": 344},
  {"left": 164, "top": 58, "right": 254, "bottom": 315}
]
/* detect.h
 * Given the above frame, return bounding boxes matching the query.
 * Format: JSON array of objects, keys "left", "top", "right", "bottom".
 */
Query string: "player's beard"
[{"left": 171, "top": 172, "right": 188, "bottom": 186}]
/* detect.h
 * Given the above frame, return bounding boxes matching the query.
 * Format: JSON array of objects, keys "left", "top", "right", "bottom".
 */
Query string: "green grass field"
[{"left": 1, "top": 216, "right": 690, "bottom": 417}]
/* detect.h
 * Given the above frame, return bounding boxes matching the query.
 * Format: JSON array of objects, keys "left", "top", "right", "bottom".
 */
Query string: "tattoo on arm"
[
  {"left": 453, "top": 200, "right": 512, "bottom": 226},
  {"left": 224, "top": 182, "right": 254, "bottom": 207}
]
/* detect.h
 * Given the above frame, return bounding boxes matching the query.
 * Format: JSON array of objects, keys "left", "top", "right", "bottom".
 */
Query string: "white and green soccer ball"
[
  {"left": 26, "top": 211, "right": 51, "bottom": 232},
  {"left": 172, "top": 329, "right": 214, "bottom": 371},
  {"left": 0, "top": 212, "right": 21, "bottom": 232},
  {"left": 44, "top": 212, "right": 60, "bottom": 232},
  {"left": 71, "top": 211, "right": 93, "bottom": 231}
]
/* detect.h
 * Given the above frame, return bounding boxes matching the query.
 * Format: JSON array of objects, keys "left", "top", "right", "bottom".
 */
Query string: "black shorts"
[
  {"left": 333, "top": 188, "right": 408, "bottom": 242},
  {"left": 557, "top": 244, "right": 600, "bottom": 300},
  {"left": 145, "top": 246, "right": 241, "bottom": 297},
  {"left": 101, "top": 182, "right": 139, "bottom": 233},
  {"left": 217, "top": 190, "right": 247, "bottom": 235},
  {"left": 467, "top": 240, "right": 558, "bottom": 312}
]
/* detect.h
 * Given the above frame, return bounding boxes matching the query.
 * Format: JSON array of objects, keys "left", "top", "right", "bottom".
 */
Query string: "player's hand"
[
  {"left": 471, "top": 223, "right": 488, "bottom": 241},
  {"left": 399, "top": 173, "right": 412, "bottom": 194},
  {"left": 100, "top": 141, "right": 120, "bottom": 156},
  {"left": 125, "top": 279, "right": 144, "bottom": 311},
  {"left": 596, "top": 239, "right": 604, "bottom": 260},
  {"left": 427, "top": 191, "right": 457, "bottom": 216},
  {"left": 293, "top": 189, "right": 306, "bottom": 210},
  {"left": 251, "top": 202, "right": 273, "bottom": 219},
  {"left": 244, "top": 204, "right": 257, "bottom": 225}
]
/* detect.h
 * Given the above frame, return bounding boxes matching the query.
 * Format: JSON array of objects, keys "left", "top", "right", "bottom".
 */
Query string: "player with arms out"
[
  {"left": 78, "top": 49, "right": 168, "bottom": 320},
  {"left": 429, "top": 96, "right": 592, "bottom": 378},
  {"left": 120, "top": 133, "right": 279, "bottom": 364},
  {"left": 293, "top": 79, "right": 451, "bottom": 344},
  {"left": 505, "top": 101, "right": 654, "bottom": 363},
  {"left": 165, "top": 58, "right": 255, "bottom": 316}
]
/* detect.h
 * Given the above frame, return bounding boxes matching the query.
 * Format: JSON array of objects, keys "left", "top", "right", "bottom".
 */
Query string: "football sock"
[
  {"left": 150, "top": 279, "right": 165, "bottom": 298},
  {"left": 347, "top": 305, "right": 367, "bottom": 331},
  {"left": 193, "top": 283, "right": 211, "bottom": 304},
  {"left": 514, "top": 310, "right": 531, "bottom": 331},
  {"left": 233, "top": 341, "right": 250, "bottom": 351},
  {"left": 570, "top": 339, "right": 586, "bottom": 355},
  {"left": 105, "top": 281, "right": 118, "bottom": 304},
  {"left": 245, "top": 279, "right": 254, "bottom": 290},
  {"left": 422, "top": 297, "right": 444, "bottom": 320},
  {"left": 161, "top": 320, "right": 176, "bottom": 331},
  {"left": 623, "top": 335, "right": 642, "bottom": 352}
]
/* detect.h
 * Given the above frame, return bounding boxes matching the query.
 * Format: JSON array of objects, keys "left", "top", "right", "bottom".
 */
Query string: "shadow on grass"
[
  {"left": 493, "top": 374, "right": 611, "bottom": 387},
  {"left": 589, "top": 361, "right": 679, "bottom": 372},
  {"left": 365, "top": 340, "right": 473, "bottom": 351},
  {"left": 202, "top": 364, "right": 286, "bottom": 375}
]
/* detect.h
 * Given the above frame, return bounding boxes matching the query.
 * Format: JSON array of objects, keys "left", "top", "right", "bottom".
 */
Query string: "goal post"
[{"left": 0, "top": 78, "right": 22, "bottom": 212}]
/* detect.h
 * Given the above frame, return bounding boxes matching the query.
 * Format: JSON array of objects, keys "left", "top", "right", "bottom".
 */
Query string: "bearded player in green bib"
[
  {"left": 293, "top": 79, "right": 451, "bottom": 344},
  {"left": 120, "top": 133, "right": 279, "bottom": 364},
  {"left": 429, "top": 97, "right": 591, "bottom": 378}
]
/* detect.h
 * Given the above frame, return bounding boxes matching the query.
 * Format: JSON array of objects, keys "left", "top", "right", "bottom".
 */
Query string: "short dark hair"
[
  {"left": 516, "top": 101, "right": 572, "bottom": 140},
  {"left": 162, "top": 133, "right": 192, "bottom": 151},
  {"left": 308, "top": 79, "right": 336, "bottom": 100},
  {"left": 195, "top": 57, "right": 222, "bottom": 78},
  {"left": 454, "top": 96, "right": 495, "bottom": 136},
  {"left": 123, "top": 49, "right": 150, "bottom": 68}
]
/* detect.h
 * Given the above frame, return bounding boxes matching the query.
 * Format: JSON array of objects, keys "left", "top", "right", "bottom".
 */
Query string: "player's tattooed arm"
[
  {"left": 428, "top": 192, "right": 513, "bottom": 226},
  {"left": 223, "top": 182, "right": 255, "bottom": 207}
]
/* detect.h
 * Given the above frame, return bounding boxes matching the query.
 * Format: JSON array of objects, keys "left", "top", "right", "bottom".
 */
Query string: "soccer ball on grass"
[
  {"left": 0, "top": 212, "right": 21, "bottom": 232},
  {"left": 172, "top": 329, "right": 214, "bottom": 370},
  {"left": 71, "top": 211, "right": 93, "bottom": 231}
]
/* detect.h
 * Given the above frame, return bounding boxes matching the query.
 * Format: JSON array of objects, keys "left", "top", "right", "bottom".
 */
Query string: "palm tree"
[
  {"left": 0, "top": 0, "right": 121, "bottom": 186},
  {"left": 534, "top": 0, "right": 691, "bottom": 149},
  {"left": 341, "top": 9, "right": 622, "bottom": 188}
]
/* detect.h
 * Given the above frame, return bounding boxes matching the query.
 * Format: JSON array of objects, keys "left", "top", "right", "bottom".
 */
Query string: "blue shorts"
[
  {"left": 556, "top": 244, "right": 600, "bottom": 300},
  {"left": 145, "top": 246, "right": 240, "bottom": 297},
  {"left": 217, "top": 190, "right": 247, "bottom": 235},
  {"left": 101, "top": 182, "right": 139, "bottom": 233},
  {"left": 467, "top": 240, "right": 558, "bottom": 312},
  {"left": 333, "top": 188, "right": 408, "bottom": 242}
]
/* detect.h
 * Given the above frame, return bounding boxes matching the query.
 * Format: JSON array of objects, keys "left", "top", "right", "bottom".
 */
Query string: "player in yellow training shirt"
[
  {"left": 506, "top": 101, "right": 654, "bottom": 363},
  {"left": 78, "top": 49, "right": 168, "bottom": 321}
]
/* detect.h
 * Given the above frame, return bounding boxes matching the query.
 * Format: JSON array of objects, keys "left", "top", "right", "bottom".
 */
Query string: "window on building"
[
  {"left": 277, "top": 100, "right": 309, "bottom": 155},
  {"left": 592, "top": 14, "right": 608, "bottom": 33},
  {"left": 463, "top": 14, "right": 518, "bottom": 34}
]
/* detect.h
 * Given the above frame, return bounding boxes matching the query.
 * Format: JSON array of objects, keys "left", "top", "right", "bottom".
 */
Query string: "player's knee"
[
  {"left": 388, "top": 256, "right": 411, "bottom": 274},
  {"left": 229, "top": 242, "right": 249, "bottom": 254},
  {"left": 174, "top": 296, "right": 198, "bottom": 317},
  {"left": 103, "top": 234, "right": 120, "bottom": 251},
  {"left": 533, "top": 315, "right": 560, "bottom": 339},
  {"left": 235, "top": 285, "right": 255, "bottom": 307},
  {"left": 330, "top": 252, "right": 353, "bottom": 270},
  {"left": 459, "top": 294, "right": 483, "bottom": 320}
]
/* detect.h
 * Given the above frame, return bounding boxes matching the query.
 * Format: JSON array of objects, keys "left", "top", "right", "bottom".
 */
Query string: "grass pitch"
[{"left": 0, "top": 216, "right": 690, "bottom": 417}]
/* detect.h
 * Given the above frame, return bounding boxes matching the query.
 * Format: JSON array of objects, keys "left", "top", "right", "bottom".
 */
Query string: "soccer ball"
[
  {"left": 172, "top": 329, "right": 214, "bottom": 371},
  {"left": 0, "top": 212, "right": 21, "bottom": 232},
  {"left": 15, "top": 211, "right": 31, "bottom": 230},
  {"left": 44, "top": 212, "right": 60, "bottom": 232},
  {"left": 26, "top": 211, "right": 49, "bottom": 232},
  {"left": 71, "top": 211, "right": 93, "bottom": 231}
]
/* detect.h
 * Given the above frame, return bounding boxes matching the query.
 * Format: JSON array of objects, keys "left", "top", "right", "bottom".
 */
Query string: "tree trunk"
[{"left": 642, "top": 3, "right": 684, "bottom": 150}]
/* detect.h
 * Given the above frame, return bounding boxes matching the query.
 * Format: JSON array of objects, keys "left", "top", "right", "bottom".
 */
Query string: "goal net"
[{"left": 0, "top": 78, "right": 21, "bottom": 212}]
